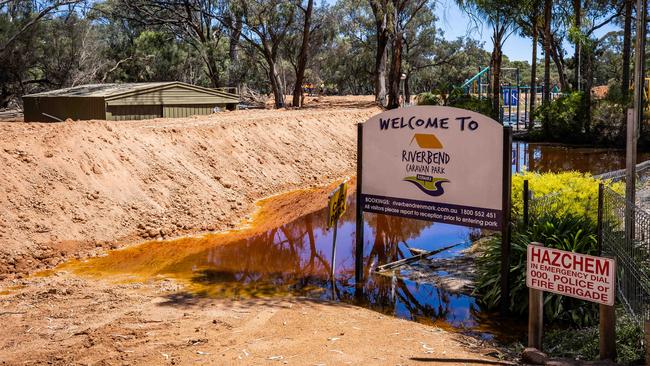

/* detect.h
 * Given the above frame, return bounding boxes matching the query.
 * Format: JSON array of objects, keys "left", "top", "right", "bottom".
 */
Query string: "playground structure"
[{"left": 461, "top": 67, "right": 561, "bottom": 129}]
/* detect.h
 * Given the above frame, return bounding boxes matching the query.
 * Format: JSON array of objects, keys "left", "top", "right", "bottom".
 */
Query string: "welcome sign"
[{"left": 360, "top": 106, "right": 505, "bottom": 230}]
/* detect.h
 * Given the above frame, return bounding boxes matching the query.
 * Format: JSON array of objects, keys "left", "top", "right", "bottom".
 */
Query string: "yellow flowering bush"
[{"left": 511, "top": 170, "right": 624, "bottom": 224}]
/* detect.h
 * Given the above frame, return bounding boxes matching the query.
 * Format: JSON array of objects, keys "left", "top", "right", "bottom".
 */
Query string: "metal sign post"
[
  {"left": 355, "top": 123, "right": 364, "bottom": 294},
  {"left": 501, "top": 127, "right": 513, "bottom": 312},
  {"left": 327, "top": 180, "right": 348, "bottom": 278}
]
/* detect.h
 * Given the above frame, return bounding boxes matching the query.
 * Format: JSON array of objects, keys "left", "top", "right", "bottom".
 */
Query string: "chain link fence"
[{"left": 601, "top": 185, "right": 650, "bottom": 324}]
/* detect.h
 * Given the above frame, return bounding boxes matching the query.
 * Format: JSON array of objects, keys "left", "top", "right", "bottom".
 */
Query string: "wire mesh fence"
[
  {"left": 601, "top": 185, "right": 650, "bottom": 324},
  {"left": 526, "top": 188, "right": 597, "bottom": 225},
  {"left": 522, "top": 180, "right": 649, "bottom": 324}
]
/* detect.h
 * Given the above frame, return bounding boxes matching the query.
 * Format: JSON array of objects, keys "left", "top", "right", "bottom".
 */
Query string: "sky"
[{"left": 435, "top": 0, "right": 620, "bottom": 62}]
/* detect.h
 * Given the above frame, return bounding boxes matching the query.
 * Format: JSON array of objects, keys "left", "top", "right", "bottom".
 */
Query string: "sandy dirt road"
[{"left": 0, "top": 96, "right": 509, "bottom": 365}]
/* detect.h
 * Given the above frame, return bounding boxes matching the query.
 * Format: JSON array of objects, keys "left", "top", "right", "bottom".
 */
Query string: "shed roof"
[{"left": 23, "top": 82, "right": 239, "bottom": 100}]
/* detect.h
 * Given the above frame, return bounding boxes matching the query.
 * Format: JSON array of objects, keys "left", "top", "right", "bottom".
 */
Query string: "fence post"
[
  {"left": 645, "top": 320, "right": 650, "bottom": 366},
  {"left": 597, "top": 183, "right": 604, "bottom": 255},
  {"left": 523, "top": 180, "right": 530, "bottom": 230},
  {"left": 599, "top": 303, "right": 617, "bottom": 361},
  {"left": 528, "top": 242, "right": 544, "bottom": 350}
]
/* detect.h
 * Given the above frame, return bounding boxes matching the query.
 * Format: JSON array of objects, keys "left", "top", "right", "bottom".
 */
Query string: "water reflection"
[
  {"left": 64, "top": 191, "right": 508, "bottom": 337},
  {"left": 512, "top": 142, "right": 650, "bottom": 174},
  {"left": 52, "top": 142, "right": 642, "bottom": 343}
]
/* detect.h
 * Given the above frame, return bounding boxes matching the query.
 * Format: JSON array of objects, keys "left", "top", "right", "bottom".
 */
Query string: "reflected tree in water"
[{"left": 194, "top": 208, "right": 334, "bottom": 297}]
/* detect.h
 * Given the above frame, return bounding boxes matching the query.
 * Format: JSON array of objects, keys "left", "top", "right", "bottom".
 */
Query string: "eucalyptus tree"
[
  {"left": 109, "top": 0, "right": 230, "bottom": 88},
  {"left": 569, "top": 0, "right": 625, "bottom": 132},
  {"left": 0, "top": 0, "right": 93, "bottom": 106},
  {"left": 401, "top": 4, "right": 465, "bottom": 104},
  {"left": 387, "top": 0, "right": 428, "bottom": 109},
  {"left": 565, "top": 0, "right": 624, "bottom": 93},
  {"left": 0, "top": 0, "right": 86, "bottom": 53},
  {"left": 620, "top": 0, "right": 632, "bottom": 98},
  {"left": 457, "top": 0, "right": 521, "bottom": 120},
  {"left": 513, "top": 0, "right": 542, "bottom": 129},
  {"left": 368, "top": 0, "right": 393, "bottom": 105},
  {"left": 290, "top": 0, "right": 314, "bottom": 107},
  {"left": 319, "top": 0, "right": 375, "bottom": 94},
  {"left": 235, "top": 0, "right": 297, "bottom": 108},
  {"left": 409, "top": 38, "right": 491, "bottom": 98}
]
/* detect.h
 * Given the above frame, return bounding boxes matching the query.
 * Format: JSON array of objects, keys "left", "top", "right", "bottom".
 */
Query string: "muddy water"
[
  {"left": 58, "top": 142, "right": 645, "bottom": 342},
  {"left": 513, "top": 142, "right": 650, "bottom": 174},
  {"left": 62, "top": 189, "right": 519, "bottom": 339}
]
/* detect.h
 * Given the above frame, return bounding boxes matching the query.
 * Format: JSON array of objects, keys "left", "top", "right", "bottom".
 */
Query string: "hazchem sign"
[
  {"left": 526, "top": 245, "right": 616, "bottom": 306},
  {"left": 360, "top": 106, "right": 505, "bottom": 230}
]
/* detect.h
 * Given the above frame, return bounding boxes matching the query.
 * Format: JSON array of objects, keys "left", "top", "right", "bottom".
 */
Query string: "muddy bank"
[
  {"left": 0, "top": 271, "right": 506, "bottom": 365},
  {"left": 0, "top": 97, "right": 379, "bottom": 280}
]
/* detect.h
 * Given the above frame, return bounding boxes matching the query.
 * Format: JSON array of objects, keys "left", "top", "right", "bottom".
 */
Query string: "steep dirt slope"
[{"left": 0, "top": 97, "right": 378, "bottom": 279}]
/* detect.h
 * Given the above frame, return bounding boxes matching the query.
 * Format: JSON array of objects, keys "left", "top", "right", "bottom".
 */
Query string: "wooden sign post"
[
  {"left": 526, "top": 243, "right": 618, "bottom": 361},
  {"left": 528, "top": 242, "right": 544, "bottom": 349}
]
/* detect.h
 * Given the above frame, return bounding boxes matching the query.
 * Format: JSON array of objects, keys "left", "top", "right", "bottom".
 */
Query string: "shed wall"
[
  {"left": 163, "top": 104, "right": 221, "bottom": 118},
  {"left": 106, "top": 86, "right": 238, "bottom": 106},
  {"left": 23, "top": 96, "right": 105, "bottom": 122},
  {"left": 106, "top": 105, "right": 163, "bottom": 121}
]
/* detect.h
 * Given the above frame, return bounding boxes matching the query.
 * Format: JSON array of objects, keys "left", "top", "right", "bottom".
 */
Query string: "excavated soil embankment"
[
  {"left": 0, "top": 97, "right": 507, "bottom": 365},
  {"left": 0, "top": 97, "right": 378, "bottom": 280}
]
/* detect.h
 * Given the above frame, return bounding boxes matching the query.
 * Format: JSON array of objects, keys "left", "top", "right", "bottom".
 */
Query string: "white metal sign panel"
[
  {"left": 526, "top": 245, "right": 616, "bottom": 306},
  {"left": 360, "top": 106, "right": 504, "bottom": 229}
]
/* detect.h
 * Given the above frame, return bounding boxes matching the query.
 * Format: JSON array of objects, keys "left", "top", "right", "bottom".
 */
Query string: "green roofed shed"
[{"left": 23, "top": 82, "right": 240, "bottom": 122}]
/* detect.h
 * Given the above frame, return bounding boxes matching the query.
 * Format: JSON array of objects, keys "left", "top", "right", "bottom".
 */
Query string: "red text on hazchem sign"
[{"left": 526, "top": 245, "right": 616, "bottom": 306}]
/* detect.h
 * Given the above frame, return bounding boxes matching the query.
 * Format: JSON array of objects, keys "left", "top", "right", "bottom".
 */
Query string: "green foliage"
[
  {"left": 474, "top": 172, "right": 624, "bottom": 326},
  {"left": 534, "top": 92, "right": 590, "bottom": 143},
  {"left": 418, "top": 85, "right": 494, "bottom": 115},
  {"left": 416, "top": 92, "right": 440, "bottom": 105},
  {"left": 474, "top": 215, "right": 599, "bottom": 326},
  {"left": 447, "top": 92, "right": 494, "bottom": 117},
  {"left": 543, "top": 311, "right": 645, "bottom": 365},
  {"left": 591, "top": 99, "right": 627, "bottom": 146}
]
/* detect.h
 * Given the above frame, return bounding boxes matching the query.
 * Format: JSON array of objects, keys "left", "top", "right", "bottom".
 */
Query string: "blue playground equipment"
[{"left": 461, "top": 67, "right": 561, "bottom": 130}]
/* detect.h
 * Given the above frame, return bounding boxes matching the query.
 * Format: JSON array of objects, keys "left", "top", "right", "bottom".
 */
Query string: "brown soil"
[
  {"left": 0, "top": 96, "right": 509, "bottom": 365},
  {"left": 0, "top": 96, "right": 376, "bottom": 280}
]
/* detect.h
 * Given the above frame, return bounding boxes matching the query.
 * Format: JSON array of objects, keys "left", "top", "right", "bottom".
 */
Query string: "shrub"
[
  {"left": 447, "top": 93, "right": 494, "bottom": 117},
  {"left": 534, "top": 92, "right": 589, "bottom": 143},
  {"left": 591, "top": 100, "right": 627, "bottom": 146},
  {"left": 542, "top": 311, "right": 645, "bottom": 365},
  {"left": 474, "top": 172, "right": 624, "bottom": 326},
  {"left": 416, "top": 92, "right": 441, "bottom": 106},
  {"left": 417, "top": 88, "right": 494, "bottom": 118},
  {"left": 474, "top": 215, "right": 599, "bottom": 326},
  {"left": 511, "top": 171, "right": 623, "bottom": 224}
]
